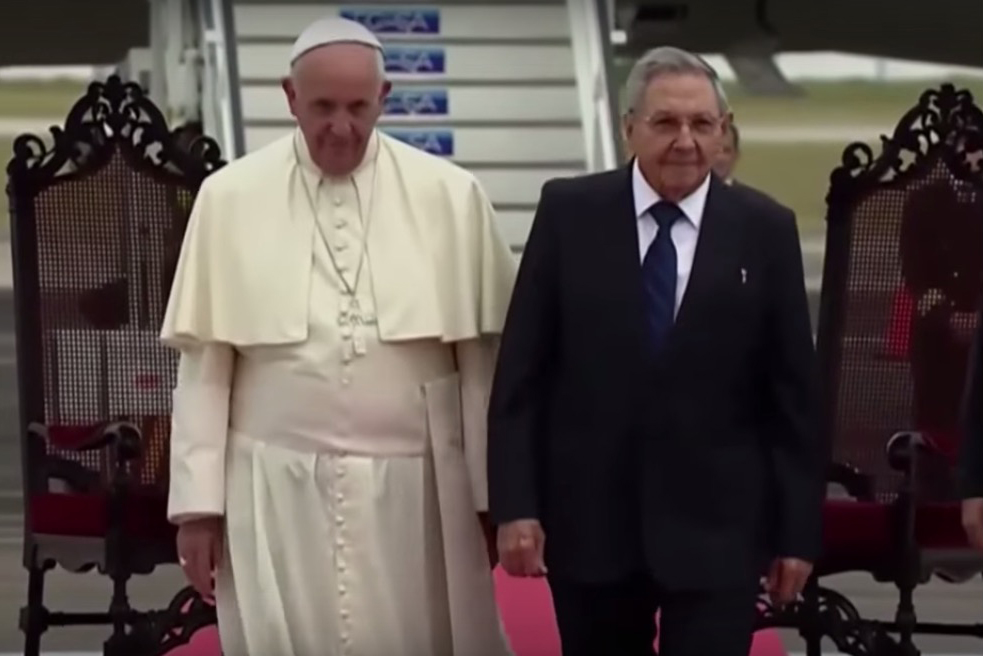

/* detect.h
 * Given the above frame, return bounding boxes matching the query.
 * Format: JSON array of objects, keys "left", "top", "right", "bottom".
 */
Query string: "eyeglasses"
[{"left": 635, "top": 113, "right": 723, "bottom": 138}]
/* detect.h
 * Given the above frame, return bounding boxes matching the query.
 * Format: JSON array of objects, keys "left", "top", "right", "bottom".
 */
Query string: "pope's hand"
[
  {"left": 961, "top": 497, "right": 983, "bottom": 550},
  {"left": 764, "top": 557, "right": 813, "bottom": 606},
  {"left": 177, "top": 516, "right": 224, "bottom": 599},
  {"left": 497, "top": 519, "right": 547, "bottom": 577}
]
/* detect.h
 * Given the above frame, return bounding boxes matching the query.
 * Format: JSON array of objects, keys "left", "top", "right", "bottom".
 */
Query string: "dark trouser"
[{"left": 548, "top": 575, "right": 759, "bottom": 656}]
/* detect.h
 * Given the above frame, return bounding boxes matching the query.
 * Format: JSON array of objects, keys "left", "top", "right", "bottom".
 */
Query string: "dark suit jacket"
[
  {"left": 959, "top": 306, "right": 983, "bottom": 498},
  {"left": 487, "top": 167, "right": 824, "bottom": 590}
]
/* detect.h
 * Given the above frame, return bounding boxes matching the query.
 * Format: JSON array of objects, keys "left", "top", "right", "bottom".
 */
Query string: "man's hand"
[
  {"left": 176, "top": 516, "right": 224, "bottom": 598},
  {"left": 497, "top": 519, "right": 547, "bottom": 577},
  {"left": 478, "top": 512, "right": 498, "bottom": 567},
  {"left": 961, "top": 498, "right": 983, "bottom": 550},
  {"left": 764, "top": 557, "right": 813, "bottom": 606}
]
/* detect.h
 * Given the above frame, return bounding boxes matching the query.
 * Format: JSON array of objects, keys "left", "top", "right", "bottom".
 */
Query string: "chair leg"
[
  {"left": 19, "top": 564, "right": 47, "bottom": 656},
  {"left": 800, "top": 577, "right": 823, "bottom": 656},
  {"left": 103, "top": 571, "right": 136, "bottom": 656},
  {"left": 894, "top": 579, "right": 920, "bottom": 656},
  {"left": 103, "top": 489, "right": 140, "bottom": 656}
]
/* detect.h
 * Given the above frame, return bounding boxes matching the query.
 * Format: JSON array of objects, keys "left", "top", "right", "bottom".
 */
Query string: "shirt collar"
[{"left": 631, "top": 158, "right": 710, "bottom": 228}]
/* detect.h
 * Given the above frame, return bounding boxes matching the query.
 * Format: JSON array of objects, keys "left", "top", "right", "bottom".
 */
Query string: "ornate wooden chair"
[
  {"left": 757, "top": 83, "right": 983, "bottom": 655},
  {"left": 6, "top": 76, "right": 224, "bottom": 656}
]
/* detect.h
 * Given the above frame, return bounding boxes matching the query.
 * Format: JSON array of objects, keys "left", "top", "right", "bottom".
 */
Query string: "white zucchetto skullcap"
[{"left": 289, "top": 17, "right": 384, "bottom": 65}]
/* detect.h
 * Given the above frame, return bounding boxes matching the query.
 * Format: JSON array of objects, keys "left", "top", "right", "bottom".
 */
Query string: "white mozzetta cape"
[{"left": 160, "top": 131, "right": 516, "bottom": 347}]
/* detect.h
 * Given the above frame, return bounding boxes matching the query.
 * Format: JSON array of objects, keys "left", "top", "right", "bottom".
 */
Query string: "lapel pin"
[{"left": 740, "top": 267, "right": 747, "bottom": 284}]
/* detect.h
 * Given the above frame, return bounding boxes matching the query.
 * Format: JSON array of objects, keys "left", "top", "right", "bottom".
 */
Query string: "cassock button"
[
  {"left": 333, "top": 197, "right": 342, "bottom": 206},
  {"left": 335, "top": 220, "right": 346, "bottom": 229},
  {"left": 336, "top": 515, "right": 345, "bottom": 524},
  {"left": 334, "top": 242, "right": 348, "bottom": 251}
]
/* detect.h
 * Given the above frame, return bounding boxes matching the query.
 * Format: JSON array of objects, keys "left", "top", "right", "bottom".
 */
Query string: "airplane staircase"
[{"left": 206, "top": 0, "right": 621, "bottom": 253}]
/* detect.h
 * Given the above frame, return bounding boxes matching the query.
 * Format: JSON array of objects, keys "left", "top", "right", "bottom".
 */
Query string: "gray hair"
[{"left": 623, "top": 46, "right": 729, "bottom": 117}]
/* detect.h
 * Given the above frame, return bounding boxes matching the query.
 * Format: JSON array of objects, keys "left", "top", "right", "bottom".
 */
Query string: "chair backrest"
[
  {"left": 5, "top": 76, "right": 225, "bottom": 501},
  {"left": 817, "top": 83, "right": 983, "bottom": 502}
]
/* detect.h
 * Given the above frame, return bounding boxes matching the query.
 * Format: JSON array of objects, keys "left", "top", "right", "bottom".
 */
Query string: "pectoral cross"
[
  {"left": 338, "top": 296, "right": 376, "bottom": 358},
  {"left": 338, "top": 297, "right": 377, "bottom": 328}
]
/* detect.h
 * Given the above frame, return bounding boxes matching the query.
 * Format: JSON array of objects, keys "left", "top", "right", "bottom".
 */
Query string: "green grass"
[
  {"left": 611, "top": 59, "right": 983, "bottom": 125},
  {"left": 0, "top": 138, "right": 845, "bottom": 239},
  {"left": 1, "top": 77, "right": 979, "bottom": 243},
  {"left": 0, "top": 80, "right": 81, "bottom": 236},
  {"left": 606, "top": 65, "right": 983, "bottom": 238},
  {"left": 735, "top": 141, "right": 873, "bottom": 236},
  {"left": 0, "top": 136, "right": 11, "bottom": 237},
  {"left": 0, "top": 79, "right": 87, "bottom": 118},
  {"left": 726, "top": 79, "right": 983, "bottom": 126}
]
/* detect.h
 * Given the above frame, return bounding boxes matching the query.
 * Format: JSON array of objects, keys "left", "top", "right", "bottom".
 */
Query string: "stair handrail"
[
  {"left": 147, "top": 0, "right": 200, "bottom": 125},
  {"left": 567, "top": 0, "right": 623, "bottom": 172},
  {"left": 195, "top": 0, "right": 245, "bottom": 158}
]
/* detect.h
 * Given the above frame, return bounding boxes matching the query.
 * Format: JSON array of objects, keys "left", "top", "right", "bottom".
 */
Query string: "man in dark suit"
[
  {"left": 713, "top": 120, "right": 741, "bottom": 184},
  {"left": 487, "top": 46, "right": 823, "bottom": 656}
]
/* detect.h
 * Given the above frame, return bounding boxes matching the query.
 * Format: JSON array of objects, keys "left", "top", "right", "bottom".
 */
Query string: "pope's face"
[{"left": 283, "top": 43, "right": 390, "bottom": 177}]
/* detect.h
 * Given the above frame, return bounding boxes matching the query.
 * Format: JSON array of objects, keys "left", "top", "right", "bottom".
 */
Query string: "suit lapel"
[
  {"left": 609, "top": 163, "right": 642, "bottom": 275},
  {"left": 597, "top": 164, "right": 647, "bottom": 344},
  {"left": 669, "top": 175, "right": 743, "bottom": 344}
]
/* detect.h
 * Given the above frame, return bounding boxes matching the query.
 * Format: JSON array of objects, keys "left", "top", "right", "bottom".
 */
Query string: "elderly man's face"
[
  {"left": 624, "top": 73, "right": 725, "bottom": 201},
  {"left": 713, "top": 126, "right": 739, "bottom": 180},
  {"left": 283, "top": 43, "right": 390, "bottom": 177}
]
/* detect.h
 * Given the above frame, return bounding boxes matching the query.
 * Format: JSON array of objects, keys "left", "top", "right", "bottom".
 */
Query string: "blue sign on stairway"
[
  {"left": 339, "top": 7, "right": 441, "bottom": 34},
  {"left": 385, "top": 47, "right": 446, "bottom": 74},
  {"left": 385, "top": 89, "right": 449, "bottom": 116},
  {"left": 385, "top": 130, "right": 454, "bottom": 157}
]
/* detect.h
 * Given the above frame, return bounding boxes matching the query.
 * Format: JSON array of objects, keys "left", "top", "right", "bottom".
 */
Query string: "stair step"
[
  {"left": 229, "top": 0, "right": 591, "bottom": 256},
  {"left": 245, "top": 126, "right": 584, "bottom": 166},
  {"left": 497, "top": 210, "right": 535, "bottom": 251},
  {"left": 238, "top": 43, "right": 576, "bottom": 83},
  {"left": 240, "top": 85, "right": 582, "bottom": 124},
  {"left": 471, "top": 167, "right": 583, "bottom": 207},
  {"left": 233, "top": 4, "right": 570, "bottom": 41}
]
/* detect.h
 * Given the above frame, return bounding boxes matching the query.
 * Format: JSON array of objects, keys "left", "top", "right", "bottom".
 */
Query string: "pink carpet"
[{"left": 166, "top": 567, "right": 789, "bottom": 655}]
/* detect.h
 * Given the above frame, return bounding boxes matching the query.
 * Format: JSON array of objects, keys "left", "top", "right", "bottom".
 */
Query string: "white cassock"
[{"left": 160, "top": 129, "right": 517, "bottom": 656}]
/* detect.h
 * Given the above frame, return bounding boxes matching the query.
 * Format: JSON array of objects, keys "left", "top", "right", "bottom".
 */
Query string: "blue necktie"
[{"left": 642, "top": 201, "right": 682, "bottom": 353}]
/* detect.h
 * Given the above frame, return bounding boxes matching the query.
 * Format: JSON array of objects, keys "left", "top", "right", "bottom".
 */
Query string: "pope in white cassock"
[{"left": 159, "top": 16, "right": 517, "bottom": 656}]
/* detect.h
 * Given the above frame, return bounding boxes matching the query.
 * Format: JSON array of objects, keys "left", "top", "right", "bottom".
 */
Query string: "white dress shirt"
[{"left": 633, "top": 160, "right": 711, "bottom": 315}]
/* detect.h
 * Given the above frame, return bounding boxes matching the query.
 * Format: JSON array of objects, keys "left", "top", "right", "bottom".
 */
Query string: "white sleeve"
[
  {"left": 167, "top": 343, "right": 235, "bottom": 524},
  {"left": 455, "top": 337, "right": 498, "bottom": 512}
]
